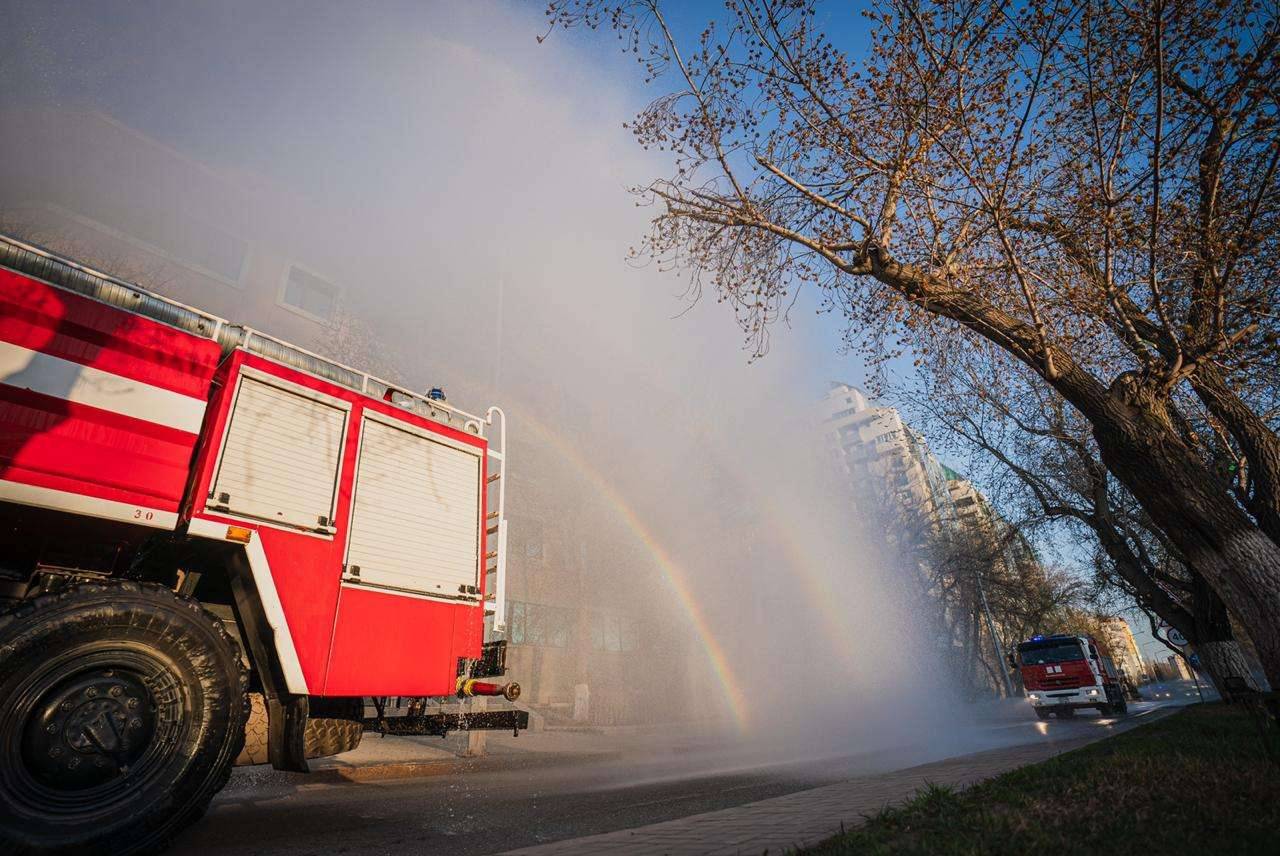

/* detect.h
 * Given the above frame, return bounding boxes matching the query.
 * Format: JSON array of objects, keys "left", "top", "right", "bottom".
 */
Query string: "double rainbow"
[{"left": 516, "top": 414, "right": 752, "bottom": 732}]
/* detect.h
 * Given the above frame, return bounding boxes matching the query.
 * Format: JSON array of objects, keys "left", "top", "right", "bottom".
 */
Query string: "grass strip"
[{"left": 802, "top": 704, "right": 1280, "bottom": 855}]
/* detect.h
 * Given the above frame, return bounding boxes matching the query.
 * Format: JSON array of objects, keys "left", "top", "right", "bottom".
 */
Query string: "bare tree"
[
  {"left": 916, "top": 353, "right": 1265, "bottom": 694},
  {"left": 932, "top": 519, "right": 1084, "bottom": 696},
  {"left": 828, "top": 401, "right": 1080, "bottom": 698},
  {"left": 548, "top": 0, "right": 1280, "bottom": 684}
]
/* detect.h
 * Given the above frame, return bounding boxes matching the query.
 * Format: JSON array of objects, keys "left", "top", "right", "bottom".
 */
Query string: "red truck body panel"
[
  {"left": 1021, "top": 658, "right": 1096, "bottom": 691},
  {"left": 2, "top": 262, "right": 489, "bottom": 698},
  {"left": 325, "top": 586, "right": 479, "bottom": 696},
  {"left": 1017, "top": 634, "right": 1125, "bottom": 715},
  {"left": 187, "top": 351, "right": 486, "bottom": 696},
  {"left": 0, "top": 269, "right": 219, "bottom": 522}
]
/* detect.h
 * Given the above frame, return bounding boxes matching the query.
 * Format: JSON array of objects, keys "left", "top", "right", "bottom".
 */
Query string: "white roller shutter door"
[
  {"left": 211, "top": 376, "right": 346, "bottom": 530},
  {"left": 345, "top": 417, "right": 482, "bottom": 598}
]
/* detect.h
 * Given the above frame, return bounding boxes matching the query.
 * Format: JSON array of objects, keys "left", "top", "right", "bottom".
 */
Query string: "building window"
[
  {"left": 281, "top": 266, "right": 339, "bottom": 320},
  {"left": 590, "top": 612, "right": 640, "bottom": 652},
  {"left": 507, "top": 601, "right": 571, "bottom": 648}
]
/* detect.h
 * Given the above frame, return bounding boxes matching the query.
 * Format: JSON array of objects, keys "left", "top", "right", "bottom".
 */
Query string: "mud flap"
[
  {"left": 267, "top": 695, "right": 310, "bottom": 773},
  {"left": 225, "top": 549, "right": 310, "bottom": 772}
]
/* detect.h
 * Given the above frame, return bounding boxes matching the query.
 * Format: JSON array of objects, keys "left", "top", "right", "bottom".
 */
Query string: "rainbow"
[
  {"left": 695, "top": 439, "right": 861, "bottom": 675},
  {"left": 514, "top": 413, "right": 752, "bottom": 732},
  {"left": 753, "top": 497, "right": 860, "bottom": 674}
]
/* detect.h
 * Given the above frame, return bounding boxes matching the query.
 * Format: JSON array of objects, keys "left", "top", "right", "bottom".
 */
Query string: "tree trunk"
[
  {"left": 866, "top": 257, "right": 1280, "bottom": 686},
  {"left": 1092, "top": 400, "right": 1280, "bottom": 691},
  {"left": 1189, "top": 571, "right": 1263, "bottom": 697},
  {"left": 1192, "top": 364, "right": 1280, "bottom": 548},
  {"left": 1196, "top": 641, "right": 1261, "bottom": 698}
]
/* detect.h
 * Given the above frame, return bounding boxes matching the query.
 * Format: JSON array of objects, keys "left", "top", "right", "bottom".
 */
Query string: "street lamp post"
[{"left": 977, "top": 569, "right": 1014, "bottom": 698}]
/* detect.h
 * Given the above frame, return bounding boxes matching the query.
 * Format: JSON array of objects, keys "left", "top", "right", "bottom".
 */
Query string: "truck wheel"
[
  {"left": 1034, "top": 708, "right": 1050, "bottom": 720},
  {"left": 305, "top": 697, "right": 364, "bottom": 759},
  {"left": 0, "top": 581, "right": 247, "bottom": 855},
  {"left": 235, "top": 692, "right": 271, "bottom": 766},
  {"left": 236, "top": 695, "right": 364, "bottom": 765}
]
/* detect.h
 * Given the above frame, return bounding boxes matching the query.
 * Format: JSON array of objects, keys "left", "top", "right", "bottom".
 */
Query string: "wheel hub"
[{"left": 22, "top": 669, "right": 155, "bottom": 791}]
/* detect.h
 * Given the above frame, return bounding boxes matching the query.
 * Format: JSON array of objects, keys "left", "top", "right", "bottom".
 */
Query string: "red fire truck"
[
  {"left": 1014, "top": 633, "right": 1129, "bottom": 719},
  {"left": 0, "top": 234, "right": 523, "bottom": 854}
]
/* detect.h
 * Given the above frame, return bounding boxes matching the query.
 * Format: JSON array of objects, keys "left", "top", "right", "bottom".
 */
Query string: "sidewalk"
[
  {"left": 226, "top": 719, "right": 704, "bottom": 787},
  {"left": 499, "top": 708, "right": 1177, "bottom": 856}
]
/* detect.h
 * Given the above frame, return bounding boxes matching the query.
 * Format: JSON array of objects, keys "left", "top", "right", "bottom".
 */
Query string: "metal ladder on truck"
[{"left": 483, "top": 408, "right": 509, "bottom": 634}]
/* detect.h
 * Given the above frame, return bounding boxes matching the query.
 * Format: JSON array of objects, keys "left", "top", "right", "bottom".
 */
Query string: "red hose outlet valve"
[{"left": 457, "top": 678, "right": 521, "bottom": 702}]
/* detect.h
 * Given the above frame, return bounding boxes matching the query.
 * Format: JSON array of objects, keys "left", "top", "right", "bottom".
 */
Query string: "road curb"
[{"left": 291, "top": 749, "right": 624, "bottom": 784}]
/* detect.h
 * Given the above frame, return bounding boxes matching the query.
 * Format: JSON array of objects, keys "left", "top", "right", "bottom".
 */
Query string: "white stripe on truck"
[
  {"left": 0, "top": 340, "right": 207, "bottom": 433},
  {"left": 187, "top": 516, "right": 310, "bottom": 694},
  {"left": 0, "top": 479, "right": 179, "bottom": 529}
]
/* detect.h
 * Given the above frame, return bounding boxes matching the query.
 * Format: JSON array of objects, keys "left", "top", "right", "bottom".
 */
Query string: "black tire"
[
  {"left": 235, "top": 694, "right": 363, "bottom": 766},
  {"left": 0, "top": 581, "right": 247, "bottom": 855},
  {"left": 305, "top": 697, "right": 364, "bottom": 759},
  {"left": 1034, "top": 708, "right": 1051, "bottom": 720},
  {"left": 1097, "top": 703, "right": 1114, "bottom": 716},
  {"left": 234, "top": 692, "right": 271, "bottom": 766}
]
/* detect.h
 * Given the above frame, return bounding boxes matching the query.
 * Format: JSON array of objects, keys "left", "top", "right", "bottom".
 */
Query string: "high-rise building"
[
  {"left": 822, "top": 383, "right": 1060, "bottom": 699},
  {"left": 0, "top": 109, "right": 348, "bottom": 354},
  {"left": 1099, "top": 617, "right": 1149, "bottom": 685},
  {"left": 1161, "top": 655, "right": 1193, "bottom": 681},
  {"left": 822, "top": 381, "right": 959, "bottom": 546},
  {"left": 946, "top": 474, "right": 991, "bottom": 532},
  {"left": 823, "top": 382, "right": 1002, "bottom": 692}
]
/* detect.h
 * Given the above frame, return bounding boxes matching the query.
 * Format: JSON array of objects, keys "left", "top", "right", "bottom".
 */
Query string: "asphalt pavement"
[{"left": 171, "top": 695, "right": 1196, "bottom": 856}]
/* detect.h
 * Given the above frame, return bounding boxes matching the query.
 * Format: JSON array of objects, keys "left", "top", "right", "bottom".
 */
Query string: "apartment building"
[
  {"left": 0, "top": 108, "right": 355, "bottom": 353},
  {"left": 822, "top": 381, "right": 959, "bottom": 546},
  {"left": 1099, "top": 616, "right": 1150, "bottom": 685}
]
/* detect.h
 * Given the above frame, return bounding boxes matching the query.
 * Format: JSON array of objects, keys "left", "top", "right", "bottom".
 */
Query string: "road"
[{"left": 172, "top": 696, "right": 1195, "bottom": 856}]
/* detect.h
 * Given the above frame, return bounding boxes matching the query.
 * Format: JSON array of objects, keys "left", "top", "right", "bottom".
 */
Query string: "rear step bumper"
[{"left": 366, "top": 709, "right": 529, "bottom": 737}]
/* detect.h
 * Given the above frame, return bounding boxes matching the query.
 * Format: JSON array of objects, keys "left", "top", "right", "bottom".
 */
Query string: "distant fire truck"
[
  {"left": 0, "top": 234, "right": 522, "bottom": 854},
  {"left": 1014, "top": 634, "right": 1129, "bottom": 719}
]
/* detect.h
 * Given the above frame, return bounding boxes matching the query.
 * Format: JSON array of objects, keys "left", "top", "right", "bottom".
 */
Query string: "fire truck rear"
[
  {"left": 0, "top": 234, "right": 523, "bottom": 854},
  {"left": 1014, "top": 633, "right": 1129, "bottom": 719}
]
